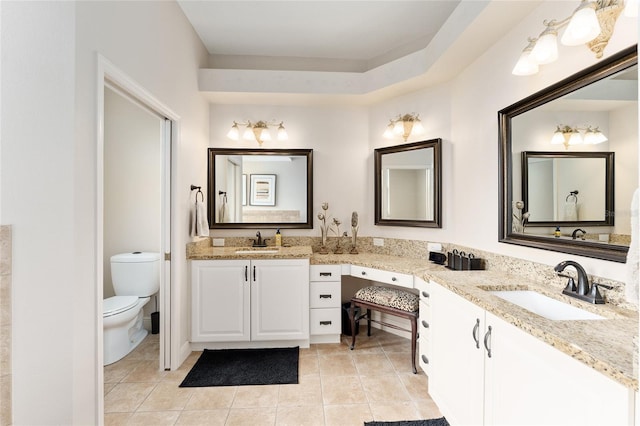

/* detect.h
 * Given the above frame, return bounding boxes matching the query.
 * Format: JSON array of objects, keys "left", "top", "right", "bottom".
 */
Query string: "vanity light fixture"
[
  {"left": 551, "top": 124, "right": 608, "bottom": 149},
  {"left": 227, "top": 120, "right": 288, "bottom": 146},
  {"left": 512, "top": 0, "right": 628, "bottom": 76},
  {"left": 382, "top": 113, "right": 425, "bottom": 142}
]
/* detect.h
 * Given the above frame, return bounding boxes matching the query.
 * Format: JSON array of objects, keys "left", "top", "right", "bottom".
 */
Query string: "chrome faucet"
[
  {"left": 252, "top": 231, "right": 268, "bottom": 247},
  {"left": 554, "top": 260, "right": 612, "bottom": 304},
  {"left": 571, "top": 228, "right": 587, "bottom": 240}
]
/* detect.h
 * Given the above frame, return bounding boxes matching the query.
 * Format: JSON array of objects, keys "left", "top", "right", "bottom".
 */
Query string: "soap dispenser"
[
  {"left": 275, "top": 228, "right": 282, "bottom": 247},
  {"left": 554, "top": 226, "right": 561, "bottom": 238}
]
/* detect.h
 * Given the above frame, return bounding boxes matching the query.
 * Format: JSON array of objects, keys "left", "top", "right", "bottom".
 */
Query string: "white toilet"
[{"left": 103, "top": 251, "right": 160, "bottom": 365}]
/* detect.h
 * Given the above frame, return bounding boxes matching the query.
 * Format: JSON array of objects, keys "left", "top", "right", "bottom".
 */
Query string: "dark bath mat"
[
  {"left": 179, "top": 346, "right": 298, "bottom": 387},
  {"left": 365, "top": 418, "right": 450, "bottom": 426}
]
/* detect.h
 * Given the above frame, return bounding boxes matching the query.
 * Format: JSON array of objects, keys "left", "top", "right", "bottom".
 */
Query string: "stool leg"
[
  {"left": 349, "top": 301, "right": 356, "bottom": 350},
  {"left": 367, "top": 308, "right": 372, "bottom": 336},
  {"left": 410, "top": 316, "right": 417, "bottom": 374}
]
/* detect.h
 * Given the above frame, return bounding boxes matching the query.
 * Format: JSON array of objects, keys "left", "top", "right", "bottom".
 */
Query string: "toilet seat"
[{"left": 103, "top": 295, "right": 139, "bottom": 317}]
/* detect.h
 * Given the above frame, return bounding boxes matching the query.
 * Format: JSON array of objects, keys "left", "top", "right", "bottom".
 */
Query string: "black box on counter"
[{"left": 446, "top": 250, "right": 484, "bottom": 270}]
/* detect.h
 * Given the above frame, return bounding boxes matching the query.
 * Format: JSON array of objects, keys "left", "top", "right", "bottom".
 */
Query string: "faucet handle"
[
  {"left": 588, "top": 283, "right": 608, "bottom": 304},
  {"left": 557, "top": 273, "right": 576, "bottom": 292}
]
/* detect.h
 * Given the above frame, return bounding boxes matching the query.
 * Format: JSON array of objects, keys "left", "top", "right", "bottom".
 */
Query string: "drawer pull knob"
[
  {"left": 421, "top": 291, "right": 430, "bottom": 298},
  {"left": 361, "top": 271, "right": 366, "bottom": 276},
  {"left": 392, "top": 277, "right": 397, "bottom": 282},
  {"left": 421, "top": 320, "right": 429, "bottom": 328},
  {"left": 319, "top": 272, "right": 332, "bottom": 277},
  {"left": 319, "top": 294, "right": 332, "bottom": 299},
  {"left": 319, "top": 321, "right": 332, "bottom": 326},
  {"left": 421, "top": 355, "right": 429, "bottom": 364}
]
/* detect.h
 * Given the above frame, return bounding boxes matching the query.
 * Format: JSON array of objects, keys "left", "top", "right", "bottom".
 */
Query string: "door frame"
[{"left": 96, "top": 54, "right": 180, "bottom": 420}]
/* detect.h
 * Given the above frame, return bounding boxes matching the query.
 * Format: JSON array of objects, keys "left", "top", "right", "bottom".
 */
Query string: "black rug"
[
  {"left": 179, "top": 347, "right": 298, "bottom": 387},
  {"left": 365, "top": 418, "right": 449, "bottom": 426}
]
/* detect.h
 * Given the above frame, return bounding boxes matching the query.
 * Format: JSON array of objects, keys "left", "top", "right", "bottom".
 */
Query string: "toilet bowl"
[{"left": 103, "top": 252, "right": 160, "bottom": 366}]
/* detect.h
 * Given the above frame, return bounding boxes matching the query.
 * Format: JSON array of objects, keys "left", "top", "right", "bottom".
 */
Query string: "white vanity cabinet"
[
  {"left": 191, "top": 259, "right": 309, "bottom": 343},
  {"left": 414, "top": 277, "right": 432, "bottom": 375},
  {"left": 430, "top": 280, "right": 632, "bottom": 425},
  {"left": 350, "top": 265, "right": 413, "bottom": 289},
  {"left": 309, "top": 264, "right": 342, "bottom": 343}
]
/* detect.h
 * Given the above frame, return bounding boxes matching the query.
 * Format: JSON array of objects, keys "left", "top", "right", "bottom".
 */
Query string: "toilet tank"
[{"left": 110, "top": 252, "right": 160, "bottom": 297}]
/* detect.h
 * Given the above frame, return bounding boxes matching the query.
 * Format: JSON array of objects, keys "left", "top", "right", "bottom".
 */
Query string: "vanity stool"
[{"left": 348, "top": 285, "right": 419, "bottom": 374}]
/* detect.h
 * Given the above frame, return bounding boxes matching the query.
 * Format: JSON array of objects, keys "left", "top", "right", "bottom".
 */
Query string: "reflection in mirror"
[
  {"left": 207, "top": 148, "right": 313, "bottom": 229},
  {"left": 499, "top": 45, "right": 636, "bottom": 262},
  {"left": 522, "top": 151, "right": 614, "bottom": 225},
  {"left": 375, "top": 139, "right": 442, "bottom": 228}
]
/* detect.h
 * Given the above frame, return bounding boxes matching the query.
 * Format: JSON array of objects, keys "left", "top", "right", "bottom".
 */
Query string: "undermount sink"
[
  {"left": 490, "top": 290, "right": 605, "bottom": 321},
  {"left": 234, "top": 247, "right": 280, "bottom": 254}
]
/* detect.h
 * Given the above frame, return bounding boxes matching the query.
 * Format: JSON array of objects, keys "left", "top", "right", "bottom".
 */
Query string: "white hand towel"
[
  {"left": 625, "top": 188, "right": 639, "bottom": 306},
  {"left": 196, "top": 199, "right": 210, "bottom": 237}
]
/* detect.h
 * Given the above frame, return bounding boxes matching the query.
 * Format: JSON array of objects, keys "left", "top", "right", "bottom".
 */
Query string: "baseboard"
[
  {"left": 310, "top": 334, "right": 341, "bottom": 344},
  {"left": 190, "top": 339, "right": 311, "bottom": 351}
]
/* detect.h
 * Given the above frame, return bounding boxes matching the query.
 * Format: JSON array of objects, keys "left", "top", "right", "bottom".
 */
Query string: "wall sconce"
[
  {"left": 227, "top": 120, "right": 288, "bottom": 146},
  {"left": 512, "top": 0, "right": 633, "bottom": 76},
  {"left": 382, "top": 113, "right": 425, "bottom": 142},
  {"left": 550, "top": 124, "right": 608, "bottom": 149}
]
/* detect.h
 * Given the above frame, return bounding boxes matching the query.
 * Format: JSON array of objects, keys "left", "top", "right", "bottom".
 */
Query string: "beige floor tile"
[
  {"left": 232, "top": 385, "right": 279, "bottom": 408},
  {"left": 385, "top": 352, "right": 416, "bottom": 374},
  {"left": 352, "top": 353, "right": 395, "bottom": 375},
  {"left": 225, "top": 407, "right": 276, "bottom": 426},
  {"left": 104, "top": 412, "right": 132, "bottom": 426},
  {"left": 176, "top": 409, "right": 228, "bottom": 425},
  {"left": 414, "top": 398, "right": 443, "bottom": 420},
  {"left": 323, "top": 404, "right": 373, "bottom": 426},
  {"left": 321, "top": 375, "right": 367, "bottom": 405},
  {"left": 126, "top": 410, "right": 180, "bottom": 425},
  {"left": 122, "top": 360, "right": 167, "bottom": 383},
  {"left": 104, "top": 382, "right": 156, "bottom": 413},
  {"left": 276, "top": 404, "right": 324, "bottom": 426},
  {"left": 314, "top": 342, "right": 347, "bottom": 356},
  {"left": 299, "top": 354, "right": 319, "bottom": 375},
  {"left": 137, "top": 382, "right": 193, "bottom": 412},
  {"left": 278, "top": 376, "right": 322, "bottom": 406},
  {"left": 399, "top": 373, "right": 431, "bottom": 401},
  {"left": 369, "top": 401, "right": 420, "bottom": 422},
  {"left": 300, "top": 345, "right": 318, "bottom": 357},
  {"left": 104, "top": 382, "right": 117, "bottom": 396},
  {"left": 104, "top": 359, "right": 144, "bottom": 384},
  {"left": 318, "top": 354, "right": 357, "bottom": 376},
  {"left": 360, "top": 375, "right": 411, "bottom": 403},
  {"left": 184, "top": 386, "right": 237, "bottom": 410}
]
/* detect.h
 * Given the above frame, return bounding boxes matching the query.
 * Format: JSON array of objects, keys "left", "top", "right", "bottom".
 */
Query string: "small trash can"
[
  {"left": 341, "top": 302, "right": 360, "bottom": 336},
  {"left": 151, "top": 311, "right": 160, "bottom": 334}
]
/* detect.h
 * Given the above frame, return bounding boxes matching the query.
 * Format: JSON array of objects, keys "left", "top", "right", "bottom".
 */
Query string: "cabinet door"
[
  {"left": 191, "top": 260, "right": 250, "bottom": 342},
  {"left": 430, "top": 282, "right": 485, "bottom": 425},
  {"left": 251, "top": 259, "right": 309, "bottom": 341},
  {"left": 485, "top": 311, "right": 631, "bottom": 426}
]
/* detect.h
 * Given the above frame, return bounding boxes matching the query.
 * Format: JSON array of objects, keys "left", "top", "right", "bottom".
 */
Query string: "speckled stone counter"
[
  {"left": 187, "top": 244, "right": 313, "bottom": 260},
  {"left": 186, "top": 242, "right": 638, "bottom": 390}
]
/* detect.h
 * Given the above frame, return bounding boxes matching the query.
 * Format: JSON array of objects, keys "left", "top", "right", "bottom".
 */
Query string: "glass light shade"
[
  {"left": 561, "top": 2, "right": 601, "bottom": 46},
  {"left": 512, "top": 49, "right": 539, "bottom": 76},
  {"left": 259, "top": 128, "right": 271, "bottom": 142},
  {"left": 568, "top": 132, "right": 583, "bottom": 145},
  {"left": 625, "top": 0, "right": 638, "bottom": 16},
  {"left": 383, "top": 124, "right": 395, "bottom": 139},
  {"left": 277, "top": 125, "right": 288, "bottom": 141},
  {"left": 551, "top": 130, "right": 567, "bottom": 145},
  {"left": 412, "top": 119, "right": 425, "bottom": 135},
  {"left": 584, "top": 128, "right": 607, "bottom": 144},
  {"left": 242, "top": 125, "right": 254, "bottom": 140},
  {"left": 393, "top": 120, "right": 404, "bottom": 134},
  {"left": 227, "top": 124, "right": 240, "bottom": 140},
  {"left": 531, "top": 31, "right": 558, "bottom": 65}
]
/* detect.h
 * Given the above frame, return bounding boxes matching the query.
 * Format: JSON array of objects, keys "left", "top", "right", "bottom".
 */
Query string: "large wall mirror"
[
  {"left": 499, "top": 45, "right": 637, "bottom": 262},
  {"left": 374, "top": 139, "right": 442, "bottom": 228},
  {"left": 207, "top": 148, "right": 313, "bottom": 229}
]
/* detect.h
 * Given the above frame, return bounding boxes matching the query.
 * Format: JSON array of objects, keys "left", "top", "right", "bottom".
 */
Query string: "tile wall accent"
[{"left": 1, "top": 226, "right": 12, "bottom": 425}]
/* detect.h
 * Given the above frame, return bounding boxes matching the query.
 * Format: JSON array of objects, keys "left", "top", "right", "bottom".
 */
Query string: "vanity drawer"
[
  {"left": 350, "top": 265, "right": 413, "bottom": 289},
  {"left": 414, "top": 277, "right": 431, "bottom": 305},
  {"left": 310, "top": 264, "right": 342, "bottom": 282},
  {"left": 310, "top": 308, "right": 341, "bottom": 334},
  {"left": 310, "top": 281, "right": 341, "bottom": 308}
]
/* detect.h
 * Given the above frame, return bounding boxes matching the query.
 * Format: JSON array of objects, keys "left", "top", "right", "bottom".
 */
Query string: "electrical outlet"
[
  {"left": 212, "top": 238, "right": 225, "bottom": 247},
  {"left": 373, "top": 238, "right": 384, "bottom": 246},
  {"left": 428, "top": 242, "right": 442, "bottom": 252}
]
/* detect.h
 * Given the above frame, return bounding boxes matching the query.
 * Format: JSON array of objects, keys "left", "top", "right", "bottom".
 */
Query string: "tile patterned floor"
[{"left": 104, "top": 331, "right": 442, "bottom": 425}]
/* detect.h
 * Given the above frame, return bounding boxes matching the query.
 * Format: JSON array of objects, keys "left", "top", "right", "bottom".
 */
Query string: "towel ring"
[
  {"left": 566, "top": 190, "right": 579, "bottom": 204},
  {"left": 196, "top": 190, "right": 204, "bottom": 202}
]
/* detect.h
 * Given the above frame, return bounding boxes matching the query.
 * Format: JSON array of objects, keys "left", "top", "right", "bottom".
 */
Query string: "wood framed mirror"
[
  {"left": 499, "top": 45, "right": 637, "bottom": 262},
  {"left": 208, "top": 148, "right": 313, "bottom": 229},
  {"left": 374, "top": 139, "right": 442, "bottom": 228}
]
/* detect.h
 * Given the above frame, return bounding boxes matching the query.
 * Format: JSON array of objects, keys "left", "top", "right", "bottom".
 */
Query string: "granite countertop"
[
  {"left": 188, "top": 245, "right": 313, "bottom": 260},
  {"left": 187, "top": 246, "right": 638, "bottom": 390}
]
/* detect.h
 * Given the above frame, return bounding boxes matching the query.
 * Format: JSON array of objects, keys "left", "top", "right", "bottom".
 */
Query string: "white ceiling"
[{"left": 177, "top": 0, "right": 543, "bottom": 103}]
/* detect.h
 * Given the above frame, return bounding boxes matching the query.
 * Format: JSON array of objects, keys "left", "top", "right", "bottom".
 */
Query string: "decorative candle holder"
[
  {"left": 350, "top": 211, "right": 359, "bottom": 254},
  {"left": 317, "top": 202, "right": 331, "bottom": 254}
]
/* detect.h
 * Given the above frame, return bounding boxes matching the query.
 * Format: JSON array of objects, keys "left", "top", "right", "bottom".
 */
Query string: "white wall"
[{"left": 1, "top": 1, "right": 210, "bottom": 423}]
